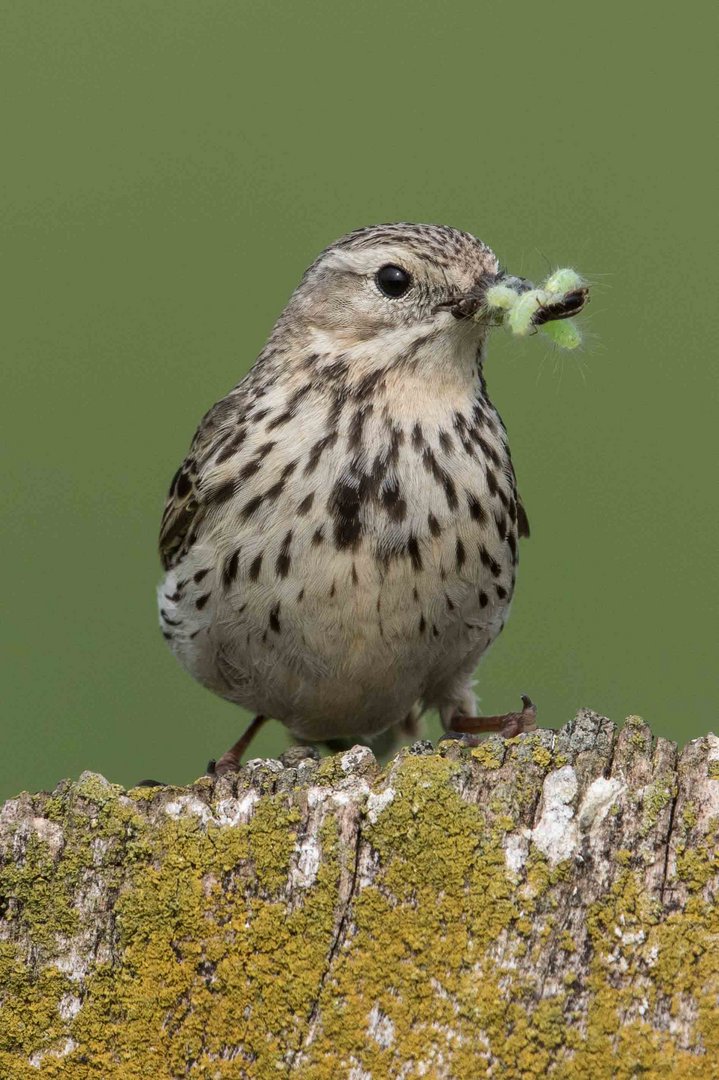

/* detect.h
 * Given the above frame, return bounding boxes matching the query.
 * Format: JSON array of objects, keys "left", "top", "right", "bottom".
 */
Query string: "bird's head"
[{"left": 266, "top": 223, "right": 510, "bottom": 390}]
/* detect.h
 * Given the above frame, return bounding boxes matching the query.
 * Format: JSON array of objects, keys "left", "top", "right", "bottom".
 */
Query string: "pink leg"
[
  {"left": 446, "top": 695, "right": 537, "bottom": 743},
  {"left": 208, "top": 715, "right": 267, "bottom": 776}
]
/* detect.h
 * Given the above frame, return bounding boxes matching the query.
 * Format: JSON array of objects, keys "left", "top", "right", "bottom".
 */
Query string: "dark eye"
[{"left": 375, "top": 264, "right": 412, "bottom": 298}]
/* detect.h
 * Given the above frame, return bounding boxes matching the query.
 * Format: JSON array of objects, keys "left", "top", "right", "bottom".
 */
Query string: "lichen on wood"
[{"left": 1, "top": 711, "right": 717, "bottom": 1078}]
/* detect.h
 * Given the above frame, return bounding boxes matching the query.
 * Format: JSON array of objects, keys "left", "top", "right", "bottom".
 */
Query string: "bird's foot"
[
  {"left": 441, "top": 695, "right": 537, "bottom": 746},
  {"left": 207, "top": 715, "right": 267, "bottom": 777}
]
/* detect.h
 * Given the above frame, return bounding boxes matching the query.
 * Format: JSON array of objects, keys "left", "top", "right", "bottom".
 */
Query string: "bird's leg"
[
  {"left": 442, "top": 695, "right": 537, "bottom": 745},
  {"left": 207, "top": 715, "right": 267, "bottom": 776}
]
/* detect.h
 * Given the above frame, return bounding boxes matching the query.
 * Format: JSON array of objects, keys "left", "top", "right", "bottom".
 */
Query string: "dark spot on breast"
[
  {"left": 196, "top": 592, "right": 211, "bottom": 610},
  {"left": 494, "top": 513, "right": 508, "bottom": 540},
  {"left": 297, "top": 587, "right": 304, "bottom": 602},
  {"left": 453, "top": 411, "right": 469, "bottom": 435},
  {"left": 241, "top": 493, "right": 264, "bottom": 519},
  {"left": 276, "top": 531, "right": 293, "bottom": 578},
  {"left": 297, "top": 492, "right": 315, "bottom": 515},
  {"left": 445, "top": 593, "right": 454, "bottom": 611},
  {"left": 473, "top": 434, "right": 500, "bottom": 466},
  {"left": 486, "top": 468, "right": 498, "bottom": 496},
  {"left": 281, "top": 460, "right": 297, "bottom": 481},
  {"left": 305, "top": 432, "right": 339, "bottom": 476},
  {"left": 351, "top": 562, "right": 359, "bottom": 585},
  {"left": 419, "top": 613, "right": 426, "bottom": 634},
  {"left": 354, "top": 368, "right": 386, "bottom": 399},
  {"left": 164, "top": 590, "right": 181, "bottom": 603},
  {"left": 348, "top": 406, "right": 372, "bottom": 450},
  {"left": 249, "top": 553, "right": 263, "bottom": 581},
  {"left": 288, "top": 383, "right": 311, "bottom": 408},
  {"left": 479, "top": 546, "right": 502, "bottom": 577},
  {"left": 193, "top": 568, "right": 210, "bottom": 583},
  {"left": 222, "top": 549, "right": 240, "bottom": 588},
  {"left": 265, "top": 478, "right": 286, "bottom": 501},
  {"left": 411, "top": 422, "right": 425, "bottom": 451},
  {"left": 439, "top": 430, "right": 453, "bottom": 454},
  {"left": 328, "top": 478, "right": 362, "bottom": 550},
  {"left": 456, "top": 537, "right": 466, "bottom": 570},
  {"left": 266, "top": 410, "right": 293, "bottom": 431},
  {"left": 386, "top": 424, "right": 404, "bottom": 464},
  {"left": 479, "top": 591, "right": 489, "bottom": 607},
  {"left": 239, "top": 458, "right": 263, "bottom": 483},
  {"left": 407, "top": 535, "right": 422, "bottom": 572},
  {"left": 176, "top": 472, "right": 191, "bottom": 499},
  {"left": 211, "top": 478, "right": 237, "bottom": 504},
  {"left": 312, "top": 526, "right": 324, "bottom": 546},
  {"left": 467, "top": 493, "right": 486, "bottom": 523},
  {"left": 215, "top": 428, "right": 247, "bottom": 465},
  {"left": 427, "top": 512, "right": 441, "bottom": 537},
  {"left": 413, "top": 585, "right": 419, "bottom": 602},
  {"left": 162, "top": 630, "right": 173, "bottom": 640},
  {"left": 381, "top": 481, "right": 407, "bottom": 523},
  {"left": 507, "top": 532, "right": 518, "bottom": 561},
  {"left": 496, "top": 487, "right": 510, "bottom": 511},
  {"left": 496, "top": 585, "right": 508, "bottom": 600},
  {"left": 432, "top": 623, "right": 439, "bottom": 637},
  {"left": 269, "top": 603, "right": 281, "bottom": 634},
  {"left": 423, "top": 448, "right": 458, "bottom": 510},
  {"left": 329, "top": 581, "right": 336, "bottom": 598}
]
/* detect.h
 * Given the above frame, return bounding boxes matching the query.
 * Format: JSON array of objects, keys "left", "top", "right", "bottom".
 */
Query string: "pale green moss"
[{"left": 708, "top": 761, "right": 719, "bottom": 780}]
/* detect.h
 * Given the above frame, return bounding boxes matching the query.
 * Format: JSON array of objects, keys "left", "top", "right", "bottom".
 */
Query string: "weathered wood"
[{"left": 1, "top": 711, "right": 717, "bottom": 1078}]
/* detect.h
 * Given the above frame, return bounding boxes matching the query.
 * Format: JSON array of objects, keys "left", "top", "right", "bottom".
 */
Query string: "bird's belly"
[{"left": 159, "top": 513, "right": 514, "bottom": 739}]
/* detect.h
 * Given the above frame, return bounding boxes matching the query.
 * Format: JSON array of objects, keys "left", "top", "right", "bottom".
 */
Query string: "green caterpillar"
[{"left": 484, "top": 268, "right": 586, "bottom": 350}]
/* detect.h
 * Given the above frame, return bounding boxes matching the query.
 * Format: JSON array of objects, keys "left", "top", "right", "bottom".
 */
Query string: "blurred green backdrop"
[{"left": 2, "top": 2, "right": 716, "bottom": 800}]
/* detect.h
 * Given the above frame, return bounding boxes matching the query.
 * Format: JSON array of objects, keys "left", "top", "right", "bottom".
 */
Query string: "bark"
[{"left": 1, "top": 711, "right": 718, "bottom": 1079}]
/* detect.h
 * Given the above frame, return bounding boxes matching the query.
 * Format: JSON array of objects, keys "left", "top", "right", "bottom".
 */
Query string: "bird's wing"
[
  {"left": 517, "top": 495, "right": 530, "bottom": 539},
  {"left": 159, "top": 395, "right": 242, "bottom": 570}
]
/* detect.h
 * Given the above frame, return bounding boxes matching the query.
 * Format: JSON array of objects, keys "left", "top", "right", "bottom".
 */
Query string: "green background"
[{"left": 2, "top": 2, "right": 716, "bottom": 801}]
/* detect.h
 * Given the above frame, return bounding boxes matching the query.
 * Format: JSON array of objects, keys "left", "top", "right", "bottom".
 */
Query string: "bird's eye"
[{"left": 375, "top": 264, "right": 412, "bottom": 299}]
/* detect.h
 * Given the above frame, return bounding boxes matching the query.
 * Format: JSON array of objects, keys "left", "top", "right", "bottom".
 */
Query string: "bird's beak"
[{"left": 436, "top": 270, "right": 533, "bottom": 321}]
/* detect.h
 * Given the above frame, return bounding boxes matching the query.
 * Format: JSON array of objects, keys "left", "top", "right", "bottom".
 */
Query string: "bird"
[{"left": 157, "top": 223, "right": 587, "bottom": 775}]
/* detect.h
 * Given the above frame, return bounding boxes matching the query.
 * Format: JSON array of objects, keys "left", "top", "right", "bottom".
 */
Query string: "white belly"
[{"left": 159, "top": 512, "right": 512, "bottom": 741}]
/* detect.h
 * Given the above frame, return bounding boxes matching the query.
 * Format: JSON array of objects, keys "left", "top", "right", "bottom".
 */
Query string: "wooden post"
[{"left": 1, "top": 711, "right": 717, "bottom": 1077}]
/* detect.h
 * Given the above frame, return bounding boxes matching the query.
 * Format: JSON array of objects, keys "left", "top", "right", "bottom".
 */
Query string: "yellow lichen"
[
  {"left": 641, "top": 776, "right": 677, "bottom": 835},
  {"left": 469, "top": 740, "right": 504, "bottom": 770}
]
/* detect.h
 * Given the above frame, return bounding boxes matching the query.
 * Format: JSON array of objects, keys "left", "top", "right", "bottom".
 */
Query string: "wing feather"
[{"left": 159, "top": 395, "right": 243, "bottom": 570}]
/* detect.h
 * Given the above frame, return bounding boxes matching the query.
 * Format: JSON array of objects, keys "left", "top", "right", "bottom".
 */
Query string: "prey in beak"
[
  {"left": 447, "top": 267, "right": 591, "bottom": 349},
  {"left": 440, "top": 269, "right": 589, "bottom": 329}
]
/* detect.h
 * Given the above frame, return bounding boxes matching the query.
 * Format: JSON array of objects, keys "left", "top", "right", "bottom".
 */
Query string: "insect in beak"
[{"left": 530, "top": 286, "right": 589, "bottom": 326}]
